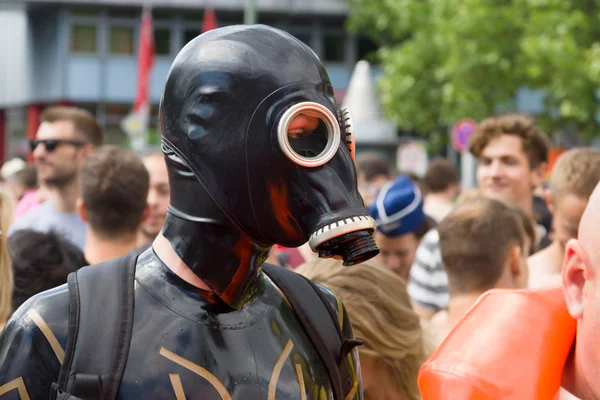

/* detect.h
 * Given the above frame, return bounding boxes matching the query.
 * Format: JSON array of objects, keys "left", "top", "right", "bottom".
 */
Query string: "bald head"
[
  {"left": 577, "top": 182, "right": 600, "bottom": 267},
  {"left": 560, "top": 180, "right": 600, "bottom": 397}
]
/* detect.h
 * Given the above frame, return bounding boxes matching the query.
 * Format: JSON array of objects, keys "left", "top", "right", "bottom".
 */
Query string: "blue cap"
[{"left": 368, "top": 175, "right": 425, "bottom": 237}]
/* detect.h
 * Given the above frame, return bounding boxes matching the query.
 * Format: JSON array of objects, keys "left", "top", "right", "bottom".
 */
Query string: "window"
[
  {"left": 109, "top": 26, "right": 134, "bottom": 55},
  {"left": 154, "top": 28, "right": 171, "bottom": 55},
  {"left": 71, "top": 24, "right": 97, "bottom": 53},
  {"left": 289, "top": 15, "right": 314, "bottom": 27},
  {"left": 291, "top": 32, "right": 312, "bottom": 48},
  {"left": 71, "top": 7, "right": 101, "bottom": 17},
  {"left": 258, "top": 13, "right": 282, "bottom": 26},
  {"left": 182, "top": 15, "right": 202, "bottom": 23},
  {"left": 217, "top": 11, "right": 244, "bottom": 27},
  {"left": 320, "top": 15, "right": 346, "bottom": 29},
  {"left": 184, "top": 29, "right": 201, "bottom": 46},
  {"left": 153, "top": 9, "right": 176, "bottom": 19},
  {"left": 76, "top": 103, "right": 98, "bottom": 116},
  {"left": 109, "top": 8, "right": 139, "bottom": 18},
  {"left": 323, "top": 33, "right": 346, "bottom": 62}
]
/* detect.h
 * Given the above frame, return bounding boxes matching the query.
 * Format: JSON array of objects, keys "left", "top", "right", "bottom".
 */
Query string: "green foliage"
[{"left": 346, "top": 0, "right": 600, "bottom": 142}]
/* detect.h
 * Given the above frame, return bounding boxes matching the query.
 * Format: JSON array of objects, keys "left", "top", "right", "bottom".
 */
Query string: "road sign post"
[{"left": 451, "top": 119, "right": 478, "bottom": 191}]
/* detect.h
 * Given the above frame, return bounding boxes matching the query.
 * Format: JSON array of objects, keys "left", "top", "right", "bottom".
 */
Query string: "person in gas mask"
[{"left": 0, "top": 25, "right": 378, "bottom": 400}]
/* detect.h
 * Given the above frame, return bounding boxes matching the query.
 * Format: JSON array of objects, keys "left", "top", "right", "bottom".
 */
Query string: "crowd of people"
[
  {"left": 294, "top": 113, "right": 596, "bottom": 399},
  {"left": 0, "top": 106, "right": 595, "bottom": 399},
  {"left": 0, "top": 106, "right": 172, "bottom": 331},
  {"left": 0, "top": 28, "right": 597, "bottom": 399},
  {"left": 342, "top": 113, "right": 599, "bottom": 399}
]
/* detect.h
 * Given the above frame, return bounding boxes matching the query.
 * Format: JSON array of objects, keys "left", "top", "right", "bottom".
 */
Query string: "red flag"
[
  {"left": 134, "top": 6, "right": 154, "bottom": 112},
  {"left": 202, "top": 8, "right": 217, "bottom": 33},
  {"left": 121, "top": 6, "right": 155, "bottom": 150}
]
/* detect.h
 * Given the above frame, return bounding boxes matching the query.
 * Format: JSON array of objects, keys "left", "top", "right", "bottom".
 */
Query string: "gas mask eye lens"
[
  {"left": 287, "top": 114, "right": 329, "bottom": 159},
  {"left": 278, "top": 102, "right": 341, "bottom": 168}
]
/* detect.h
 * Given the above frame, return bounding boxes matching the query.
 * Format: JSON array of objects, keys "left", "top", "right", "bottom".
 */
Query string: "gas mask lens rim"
[{"left": 277, "top": 102, "right": 341, "bottom": 168}]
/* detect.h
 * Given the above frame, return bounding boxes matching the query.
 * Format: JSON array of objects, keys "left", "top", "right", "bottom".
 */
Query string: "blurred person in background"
[
  {"left": 424, "top": 197, "right": 535, "bottom": 351},
  {"left": 14, "top": 172, "right": 48, "bottom": 220},
  {"left": 529, "top": 148, "right": 600, "bottom": 288},
  {"left": 0, "top": 159, "right": 45, "bottom": 220},
  {"left": 9, "top": 230, "right": 87, "bottom": 312},
  {"left": 297, "top": 258, "right": 425, "bottom": 400},
  {"left": 78, "top": 146, "right": 149, "bottom": 264},
  {"left": 9, "top": 106, "right": 104, "bottom": 249},
  {"left": 137, "top": 150, "right": 170, "bottom": 247},
  {"left": 0, "top": 188, "right": 14, "bottom": 330},
  {"left": 408, "top": 114, "right": 550, "bottom": 318},
  {"left": 419, "top": 182, "right": 600, "bottom": 400},
  {"left": 533, "top": 182, "right": 553, "bottom": 247},
  {"left": 369, "top": 175, "right": 435, "bottom": 281},
  {"left": 356, "top": 151, "right": 392, "bottom": 207},
  {"left": 1, "top": 158, "right": 34, "bottom": 202},
  {"left": 422, "top": 158, "right": 460, "bottom": 223}
]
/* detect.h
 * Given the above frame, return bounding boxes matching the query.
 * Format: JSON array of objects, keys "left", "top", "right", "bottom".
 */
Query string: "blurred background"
[{"left": 1, "top": 0, "right": 598, "bottom": 183}]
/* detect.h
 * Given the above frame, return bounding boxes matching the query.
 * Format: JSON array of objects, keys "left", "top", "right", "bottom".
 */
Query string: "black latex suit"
[{"left": 0, "top": 25, "right": 379, "bottom": 399}]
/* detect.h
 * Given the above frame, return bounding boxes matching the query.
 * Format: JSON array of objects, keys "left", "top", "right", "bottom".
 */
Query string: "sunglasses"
[{"left": 29, "top": 139, "right": 87, "bottom": 153}]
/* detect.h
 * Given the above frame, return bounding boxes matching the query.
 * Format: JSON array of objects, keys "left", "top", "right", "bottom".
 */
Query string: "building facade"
[{"left": 0, "top": 0, "right": 378, "bottom": 161}]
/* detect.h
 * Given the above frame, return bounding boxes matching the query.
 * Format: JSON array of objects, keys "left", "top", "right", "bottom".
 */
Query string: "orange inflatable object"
[{"left": 418, "top": 287, "right": 577, "bottom": 400}]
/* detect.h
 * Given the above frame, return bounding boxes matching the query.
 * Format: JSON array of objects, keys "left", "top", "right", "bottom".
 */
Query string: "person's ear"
[
  {"left": 562, "top": 239, "right": 591, "bottom": 319},
  {"left": 77, "top": 197, "right": 87, "bottom": 222},
  {"left": 509, "top": 245, "right": 524, "bottom": 282}
]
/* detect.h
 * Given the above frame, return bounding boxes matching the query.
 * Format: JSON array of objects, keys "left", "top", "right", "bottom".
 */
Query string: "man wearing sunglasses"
[{"left": 8, "top": 106, "right": 103, "bottom": 250}]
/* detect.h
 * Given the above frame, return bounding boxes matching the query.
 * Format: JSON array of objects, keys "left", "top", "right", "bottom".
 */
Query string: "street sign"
[
  {"left": 397, "top": 140, "right": 428, "bottom": 177},
  {"left": 451, "top": 119, "right": 477, "bottom": 152}
]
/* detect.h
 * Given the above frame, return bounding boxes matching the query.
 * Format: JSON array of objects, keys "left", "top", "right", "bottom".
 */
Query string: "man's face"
[
  {"left": 141, "top": 155, "right": 170, "bottom": 240},
  {"left": 552, "top": 194, "right": 588, "bottom": 251},
  {"left": 374, "top": 230, "right": 419, "bottom": 281},
  {"left": 476, "top": 135, "right": 542, "bottom": 208},
  {"left": 33, "top": 121, "right": 87, "bottom": 188}
]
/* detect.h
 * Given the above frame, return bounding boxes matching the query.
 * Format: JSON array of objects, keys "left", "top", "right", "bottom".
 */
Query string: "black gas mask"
[{"left": 159, "top": 25, "right": 379, "bottom": 307}]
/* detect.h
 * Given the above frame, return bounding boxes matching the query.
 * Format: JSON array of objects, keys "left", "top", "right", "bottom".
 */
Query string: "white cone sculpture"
[{"left": 342, "top": 60, "right": 398, "bottom": 145}]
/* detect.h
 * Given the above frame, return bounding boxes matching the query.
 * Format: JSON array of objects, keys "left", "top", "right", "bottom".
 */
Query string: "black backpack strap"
[
  {"left": 51, "top": 254, "right": 137, "bottom": 400},
  {"left": 263, "top": 263, "right": 348, "bottom": 400}
]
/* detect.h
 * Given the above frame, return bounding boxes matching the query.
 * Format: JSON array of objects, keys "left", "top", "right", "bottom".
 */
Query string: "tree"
[{"left": 346, "top": 0, "right": 600, "bottom": 142}]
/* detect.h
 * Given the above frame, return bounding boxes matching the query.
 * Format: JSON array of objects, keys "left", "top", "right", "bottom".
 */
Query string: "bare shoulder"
[{"left": 528, "top": 245, "right": 562, "bottom": 288}]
